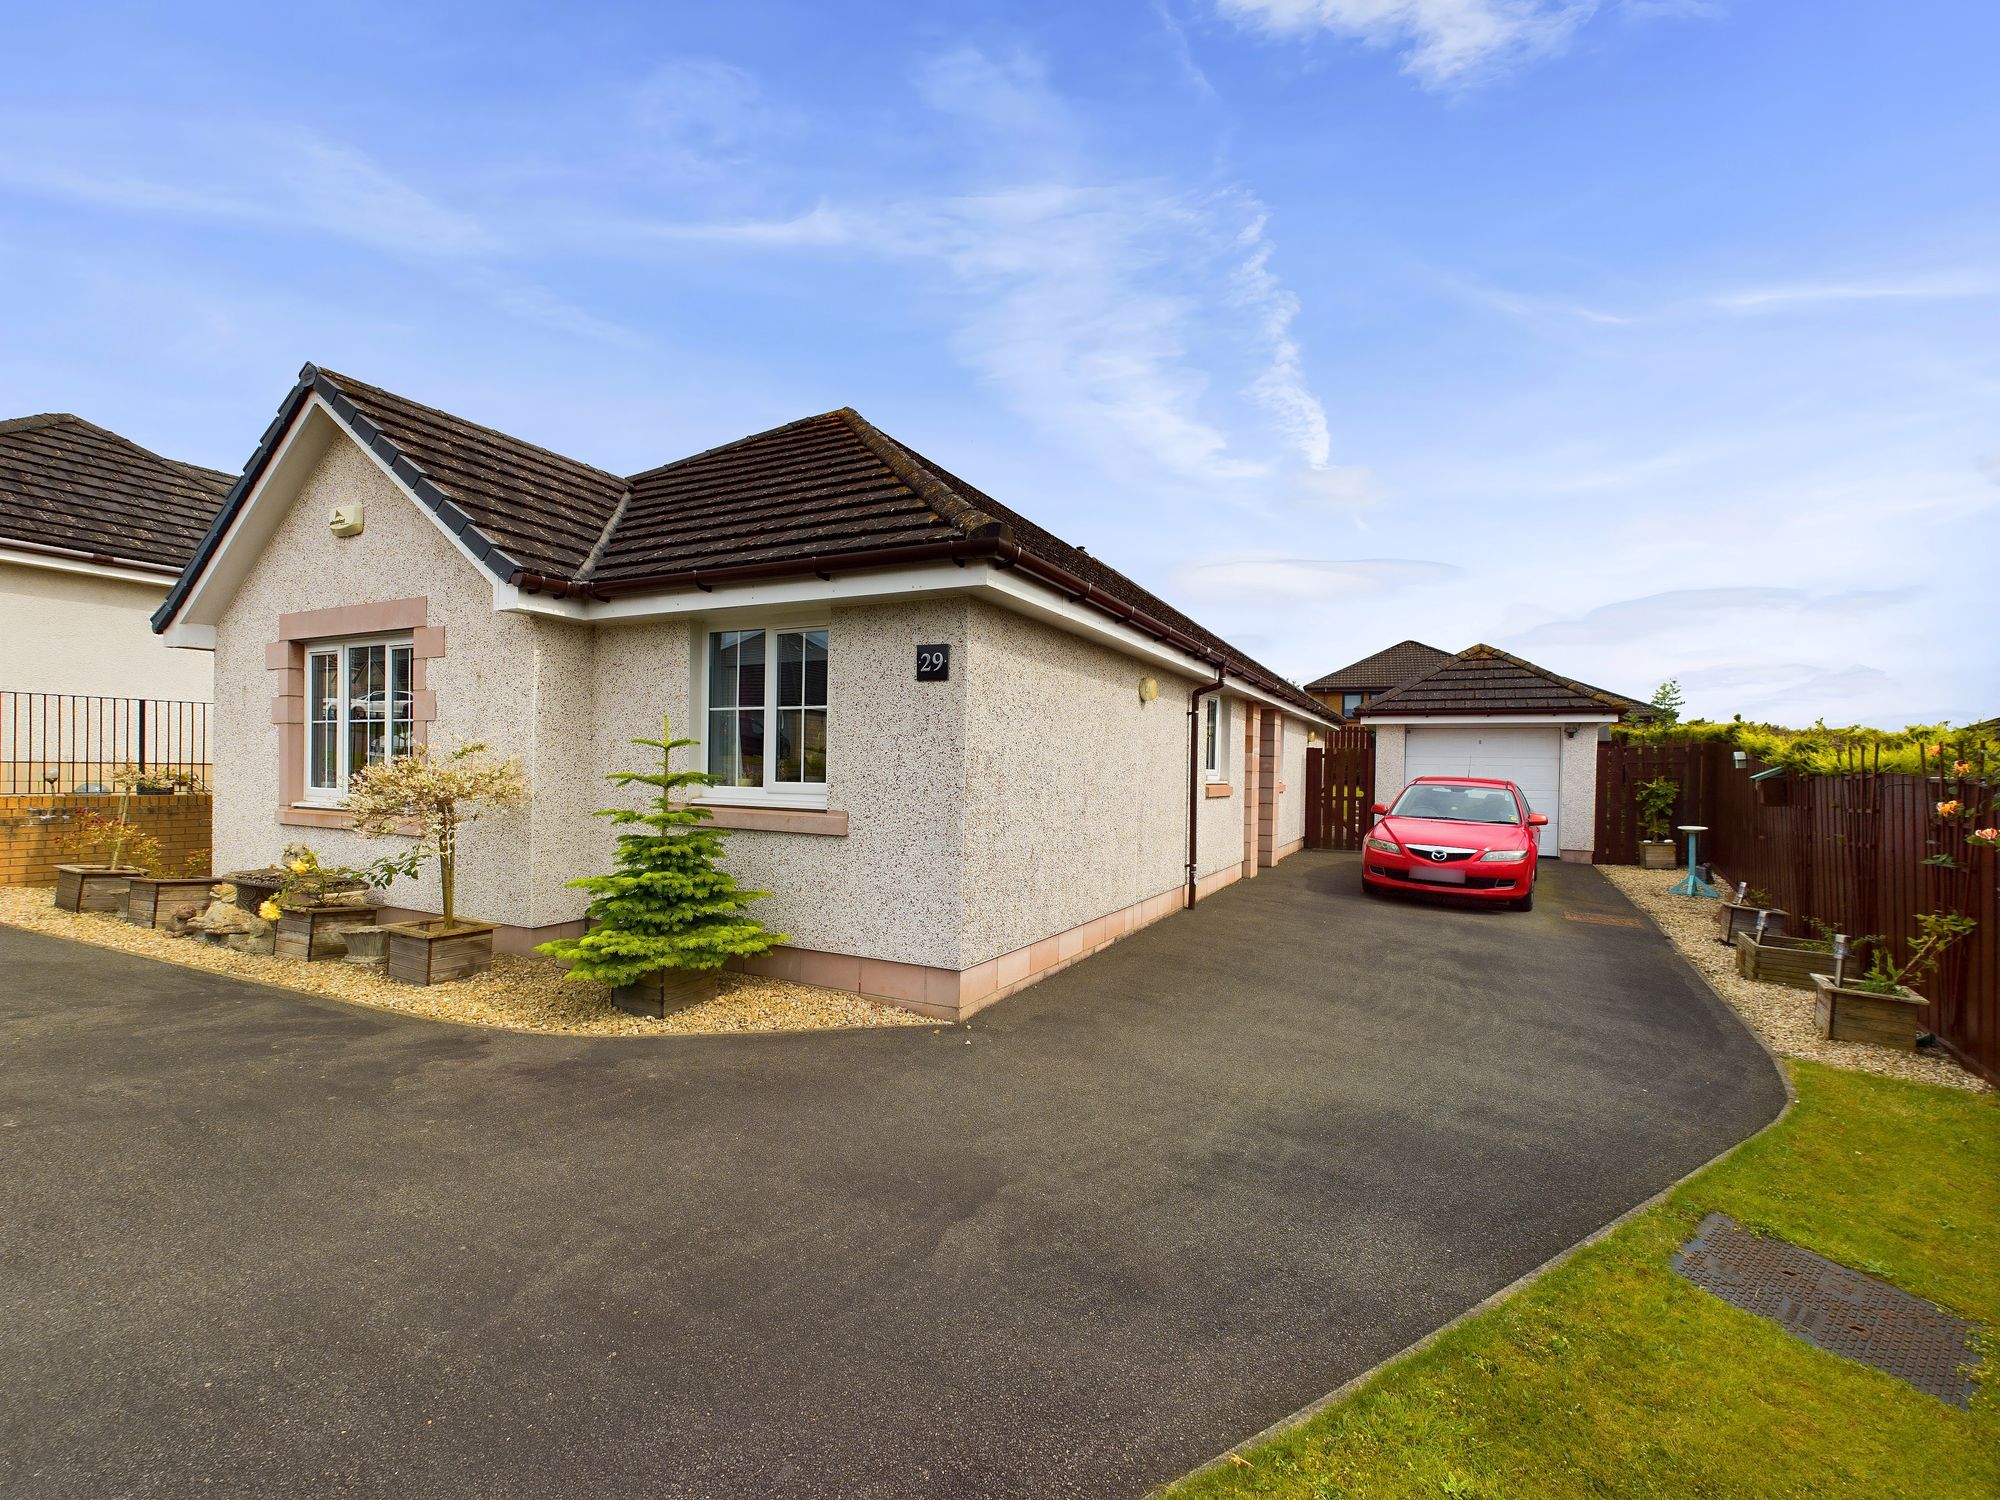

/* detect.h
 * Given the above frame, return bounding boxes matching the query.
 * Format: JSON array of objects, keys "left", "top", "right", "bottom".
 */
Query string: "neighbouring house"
[
  {"left": 1353, "top": 644, "right": 1647, "bottom": 860},
  {"left": 152, "top": 364, "right": 1337, "bottom": 1019},
  {"left": 1303, "top": 638, "right": 1452, "bottom": 719},
  {"left": 0, "top": 413, "right": 228, "bottom": 702}
]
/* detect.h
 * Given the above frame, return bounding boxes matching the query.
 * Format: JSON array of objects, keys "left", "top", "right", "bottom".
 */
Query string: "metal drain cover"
[{"left": 1672, "top": 1213, "right": 1979, "bottom": 1407}]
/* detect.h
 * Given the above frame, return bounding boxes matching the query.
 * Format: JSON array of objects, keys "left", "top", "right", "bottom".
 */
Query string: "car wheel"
[{"left": 1511, "top": 886, "right": 1535, "bottom": 912}]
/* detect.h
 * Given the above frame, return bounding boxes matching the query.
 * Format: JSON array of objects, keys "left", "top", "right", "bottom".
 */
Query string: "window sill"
[
  {"left": 281, "top": 803, "right": 358, "bottom": 830},
  {"left": 697, "top": 804, "right": 849, "bottom": 836},
  {"left": 1203, "top": 782, "right": 1234, "bottom": 799}
]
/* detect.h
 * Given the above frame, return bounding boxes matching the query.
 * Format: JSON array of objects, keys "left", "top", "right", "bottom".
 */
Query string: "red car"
[{"left": 1361, "top": 776, "right": 1547, "bottom": 911}]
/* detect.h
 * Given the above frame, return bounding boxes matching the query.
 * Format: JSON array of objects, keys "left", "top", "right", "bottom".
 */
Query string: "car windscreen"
[{"left": 1390, "top": 783, "right": 1522, "bottom": 825}]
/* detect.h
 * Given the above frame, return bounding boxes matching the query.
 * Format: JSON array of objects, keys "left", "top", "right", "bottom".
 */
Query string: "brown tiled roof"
[
  {"left": 0, "top": 413, "right": 231, "bottom": 573},
  {"left": 157, "top": 366, "right": 1334, "bottom": 720},
  {"left": 596, "top": 411, "right": 959, "bottom": 584},
  {"left": 1354, "top": 644, "right": 1644, "bottom": 718},
  {"left": 1304, "top": 640, "right": 1452, "bottom": 695},
  {"left": 316, "top": 369, "right": 629, "bottom": 580}
]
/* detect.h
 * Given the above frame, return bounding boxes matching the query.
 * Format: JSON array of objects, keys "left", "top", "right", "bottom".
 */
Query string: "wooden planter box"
[
  {"left": 1735, "top": 931, "right": 1842, "bottom": 990},
  {"left": 1715, "top": 901, "right": 1787, "bottom": 947},
  {"left": 1638, "top": 841, "right": 1678, "bottom": 870},
  {"left": 53, "top": 864, "right": 145, "bottom": 914},
  {"left": 124, "top": 876, "right": 219, "bottom": 931},
  {"left": 1812, "top": 973, "right": 1925, "bottom": 1051},
  {"left": 275, "top": 903, "right": 384, "bottom": 961},
  {"left": 384, "top": 921, "right": 496, "bottom": 985},
  {"left": 611, "top": 968, "right": 721, "bottom": 1018}
]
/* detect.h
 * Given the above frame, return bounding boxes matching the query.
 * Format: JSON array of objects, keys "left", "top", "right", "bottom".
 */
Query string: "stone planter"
[
  {"left": 611, "top": 968, "right": 721, "bottom": 1018},
  {"left": 53, "top": 864, "right": 144, "bottom": 914},
  {"left": 1714, "top": 901, "right": 1787, "bottom": 948},
  {"left": 1735, "top": 931, "right": 1842, "bottom": 990},
  {"left": 385, "top": 921, "right": 496, "bottom": 985},
  {"left": 219, "top": 870, "right": 366, "bottom": 914},
  {"left": 1811, "top": 973, "right": 1925, "bottom": 1051},
  {"left": 275, "top": 903, "right": 384, "bottom": 962},
  {"left": 124, "top": 876, "right": 219, "bottom": 931},
  {"left": 339, "top": 925, "right": 391, "bottom": 967},
  {"left": 1638, "top": 841, "right": 1678, "bottom": 870}
]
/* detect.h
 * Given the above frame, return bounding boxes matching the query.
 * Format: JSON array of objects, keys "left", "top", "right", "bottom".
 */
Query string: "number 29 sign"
[{"left": 916, "top": 645, "right": 951, "bottom": 682}]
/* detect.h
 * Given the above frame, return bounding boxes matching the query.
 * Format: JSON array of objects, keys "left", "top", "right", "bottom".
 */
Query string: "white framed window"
[
  {"left": 703, "top": 625, "right": 828, "bottom": 805},
  {"left": 304, "top": 636, "right": 415, "bottom": 802},
  {"left": 1203, "top": 696, "right": 1227, "bottom": 780}
]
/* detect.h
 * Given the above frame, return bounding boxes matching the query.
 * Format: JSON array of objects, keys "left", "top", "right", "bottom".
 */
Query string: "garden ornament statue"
[{"left": 1670, "top": 823, "right": 1720, "bottom": 898}]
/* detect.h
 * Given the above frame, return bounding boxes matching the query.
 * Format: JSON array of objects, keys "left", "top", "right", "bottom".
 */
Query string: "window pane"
[
  {"left": 777, "top": 631, "right": 804, "bottom": 708},
  {"left": 802, "top": 708, "right": 827, "bottom": 784},
  {"left": 738, "top": 710, "right": 764, "bottom": 787},
  {"left": 308, "top": 653, "right": 338, "bottom": 789},
  {"left": 390, "top": 646, "right": 415, "bottom": 758},
  {"left": 708, "top": 709, "right": 741, "bottom": 784},
  {"left": 775, "top": 707, "right": 802, "bottom": 782},
  {"left": 348, "top": 644, "right": 387, "bottom": 772},
  {"left": 803, "top": 629, "right": 827, "bottom": 706}
]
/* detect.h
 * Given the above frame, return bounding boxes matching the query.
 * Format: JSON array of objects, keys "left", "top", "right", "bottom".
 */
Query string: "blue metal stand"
[{"left": 1669, "top": 824, "right": 1719, "bottom": 897}]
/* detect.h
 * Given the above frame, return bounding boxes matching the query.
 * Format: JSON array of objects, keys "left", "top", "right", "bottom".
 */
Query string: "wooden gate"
[{"left": 1306, "top": 727, "right": 1376, "bottom": 850}]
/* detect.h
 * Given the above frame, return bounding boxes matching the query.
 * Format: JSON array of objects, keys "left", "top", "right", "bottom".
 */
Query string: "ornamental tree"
[
  {"left": 345, "top": 741, "right": 527, "bottom": 928},
  {"left": 537, "top": 717, "right": 784, "bottom": 988}
]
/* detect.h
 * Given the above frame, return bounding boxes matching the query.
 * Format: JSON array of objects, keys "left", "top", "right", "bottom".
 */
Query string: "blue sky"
[{"left": 3, "top": 1, "right": 1994, "bottom": 724}]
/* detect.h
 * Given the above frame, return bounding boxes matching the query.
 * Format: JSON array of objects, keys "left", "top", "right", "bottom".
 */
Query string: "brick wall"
[{"left": 0, "top": 794, "right": 213, "bottom": 887}]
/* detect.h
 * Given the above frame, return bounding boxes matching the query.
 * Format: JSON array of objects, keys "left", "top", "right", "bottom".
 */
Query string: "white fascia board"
[
  {"left": 1365, "top": 714, "right": 1616, "bottom": 726},
  {"left": 161, "top": 621, "right": 217, "bottom": 650},
  {"left": 503, "top": 560, "right": 986, "bottom": 624},
  {"left": 0, "top": 545, "right": 175, "bottom": 588}
]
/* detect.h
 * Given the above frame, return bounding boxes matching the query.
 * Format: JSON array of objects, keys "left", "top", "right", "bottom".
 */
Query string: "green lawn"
[{"left": 1163, "top": 1062, "right": 1998, "bottom": 1500}]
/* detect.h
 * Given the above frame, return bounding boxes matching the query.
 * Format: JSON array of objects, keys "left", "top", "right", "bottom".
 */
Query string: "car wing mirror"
[
  {"left": 1371, "top": 802, "right": 1388, "bottom": 815},
  {"left": 1527, "top": 812, "right": 1548, "bottom": 826}
]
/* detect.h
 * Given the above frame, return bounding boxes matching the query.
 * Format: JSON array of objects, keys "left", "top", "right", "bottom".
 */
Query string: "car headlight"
[
  {"left": 1477, "top": 849, "right": 1531, "bottom": 864},
  {"left": 1365, "top": 836, "right": 1402, "bottom": 854}
]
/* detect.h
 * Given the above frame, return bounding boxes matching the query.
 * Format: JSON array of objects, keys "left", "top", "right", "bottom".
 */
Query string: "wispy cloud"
[
  {"left": 1178, "top": 553, "right": 1459, "bottom": 600},
  {"left": 1217, "top": 0, "right": 1603, "bottom": 87},
  {"left": 1711, "top": 272, "right": 1998, "bottom": 312},
  {"left": 0, "top": 114, "right": 642, "bottom": 346},
  {"left": 628, "top": 58, "right": 794, "bottom": 176},
  {"left": 1512, "top": 585, "right": 1917, "bottom": 649}
]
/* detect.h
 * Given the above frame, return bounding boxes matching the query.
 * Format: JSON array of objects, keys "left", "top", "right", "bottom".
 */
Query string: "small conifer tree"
[{"left": 538, "top": 717, "right": 784, "bottom": 987}]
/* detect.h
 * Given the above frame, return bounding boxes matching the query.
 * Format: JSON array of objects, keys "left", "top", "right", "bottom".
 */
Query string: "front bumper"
[{"left": 1363, "top": 853, "right": 1533, "bottom": 898}]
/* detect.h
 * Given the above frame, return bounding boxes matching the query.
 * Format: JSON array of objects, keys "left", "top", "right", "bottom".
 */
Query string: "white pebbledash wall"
[
  {"left": 1, "top": 558, "right": 213, "bottom": 701},
  {"left": 206, "top": 434, "right": 1318, "bottom": 1007}
]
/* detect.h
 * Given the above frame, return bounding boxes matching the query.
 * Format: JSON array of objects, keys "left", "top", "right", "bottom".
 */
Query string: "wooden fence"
[
  {"left": 1305, "top": 727, "right": 1377, "bottom": 851},
  {"left": 1596, "top": 738, "right": 1998, "bottom": 1085}
]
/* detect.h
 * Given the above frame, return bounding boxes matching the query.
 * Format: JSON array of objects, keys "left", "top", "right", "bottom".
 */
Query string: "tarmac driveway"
[{"left": 0, "top": 854, "right": 1784, "bottom": 1498}]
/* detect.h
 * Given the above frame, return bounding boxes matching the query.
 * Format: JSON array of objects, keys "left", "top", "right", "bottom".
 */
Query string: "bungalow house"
[
  {"left": 1353, "top": 644, "right": 1646, "bottom": 860},
  {"left": 0, "top": 413, "right": 227, "bottom": 702},
  {"left": 1303, "top": 639, "right": 1450, "bottom": 719},
  {"left": 152, "top": 365, "right": 1337, "bottom": 1019}
]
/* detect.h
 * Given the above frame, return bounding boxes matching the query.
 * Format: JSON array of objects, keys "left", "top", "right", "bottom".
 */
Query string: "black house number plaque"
[{"left": 916, "top": 645, "right": 950, "bottom": 681}]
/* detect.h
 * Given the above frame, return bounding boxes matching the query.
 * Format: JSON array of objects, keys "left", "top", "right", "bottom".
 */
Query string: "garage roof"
[
  {"left": 1303, "top": 639, "right": 1451, "bottom": 695},
  {"left": 1354, "top": 643, "right": 1645, "bottom": 719}
]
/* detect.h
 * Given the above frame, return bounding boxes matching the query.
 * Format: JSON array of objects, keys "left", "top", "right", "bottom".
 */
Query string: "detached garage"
[{"left": 1355, "top": 645, "right": 1646, "bottom": 862}]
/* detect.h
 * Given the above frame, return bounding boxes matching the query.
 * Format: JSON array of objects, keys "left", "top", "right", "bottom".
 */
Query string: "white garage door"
[{"left": 1404, "top": 726, "right": 1562, "bottom": 856}]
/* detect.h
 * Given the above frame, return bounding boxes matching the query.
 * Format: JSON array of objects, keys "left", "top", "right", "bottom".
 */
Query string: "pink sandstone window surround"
[{"left": 266, "top": 599, "right": 440, "bottom": 831}]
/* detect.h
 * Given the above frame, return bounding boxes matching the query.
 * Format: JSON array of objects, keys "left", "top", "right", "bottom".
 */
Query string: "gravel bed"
[
  {"left": 1598, "top": 866, "right": 1989, "bottom": 1092},
  {"left": 0, "top": 886, "right": 932, "bottom": 1038}
]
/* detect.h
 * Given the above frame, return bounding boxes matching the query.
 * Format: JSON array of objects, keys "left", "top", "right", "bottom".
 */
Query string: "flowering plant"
[
  {"left": 51, "top": 794, "right": 162, "bottom": 874},
  {"left": 345, "top": 741, "right": 527, "bottom": 928}
]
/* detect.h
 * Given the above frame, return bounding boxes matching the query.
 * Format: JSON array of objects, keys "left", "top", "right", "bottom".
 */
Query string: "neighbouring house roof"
[
  {"left": 0, "top": 413, "right": 232, "bottom": 575},
  {"left": 1354, "top": 643, "right": 1646, "bottom": 719},
  {"left": 1303, "top": 640, "right": 1453, "bottom": 696},
  {"left": 155, "top": 364, "right": 1334, "bottom": 721}
]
